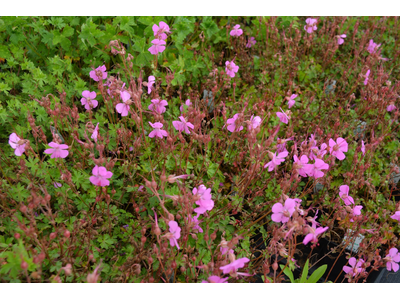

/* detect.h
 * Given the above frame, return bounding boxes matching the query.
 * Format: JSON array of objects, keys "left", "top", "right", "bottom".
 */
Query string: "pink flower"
[
  {"left": 364, "top": 70, "right": 370, "bottom": 86},
  {"left": 339, "top": 185, "right": 354, "bottom": 205},
  {"left": 385, "top": 248, "right": 400, "bottom": 272},
  {"left": 180, "top": 99, "right": 192, "bottom": 112},
  {"left": 173, "top": 116, "right": 194, "bottom": 134},
  {"left": 193, "top": 185, "right": 214, "bottom": 214},
  {"left": 309, "top": 143, "right": 328, "bottom": 160},
  {"left": 293, "top": 155, "right": 313, "bottom": 177},
  {"left": 276, "top": 108, "right": 290, "bottom": 124},
  {"left": 148, "top": 99, "right": 168, "bottom": 114},
  {"left": 336, "top": 34, "right": 346, "bottom": 45},
  {"left": 248, "top": 115, "right": 262, "bottom": 130},
  {"left": 288, "top": 94, "right": 297, "bottom": 108},
  {"left": 304, "top": 18, "right": 317, "bottom": 33},
  {"left": 390, "top": 211, "right": 400, "bottom": 223},
  {"left": 264, "top": 150, "right": 288, "bottom": 172},
  {"left": 387, "top": 104, "right": 396, "bottom": 112},
  {"left": 91, "top": 123, "right": 99, "bottom": 142},
  {"left": 152, "top": 21, "right": 170, "bottom": 40},
  {"left": 81, "top": 91, "right": 98, "bottom": 110},
  {"left": 308, "top": 158, "right": 329, "bottom": 179},
  {"left": 89, "top": 165, "right": 113, "bottom": 187},
  {"left": 351, "top": 205, "right": 363, "bottom": 221},
  {"left": 361, "top": 140, "right": 365, "bottom": 156},
  {"left": 148, "top": 39, "right": 166, "bottom": 55},
  {"left": 147, "top": 76, "right": 155, "bottom": 94},
  {"left": 329, "top": 137, "right": 348, "bottom": 160},
  {"left": 148, "top": 122, "right": 168, "bottom": 139},
  {"left": 54, "top": 182, "right": 62, "bottom": 188},
  {"left": 167, "top": 221, "right": 181, "bottom": 250},
  {"left": 9, "top": 133, "right": 26, "bottom": 156},
  {"left": 89, "top": 65, "right": 107, "bottom": 82},
  {"left": 271, "top": 198, "right": 296, "bottom": 223},
  {"left": 230, "top": 24, "right": 243, "bottom": 37},
  {"left": 343, "top": 257, "right": 365, "bottom": 277},
  {"left": 303, "top": 225, "right": 329, "bottom": 245},
  {"left": 87, "top": 263, "right": 102, "bottom": 283},
  {"left": 188, "top": 214, "right": 203, "bottom": 233},
  {"left": 220, "top": 257, "right": 250, "bottom": 274},
  {"left": 367, "top": 39, "right": 381, "bottom": 54},
  {"left": 246, "top": 37, "right": 256, "bottom": 48},
  {"left": 115, "top": 91, "right": 131, "bottom": 116},
  {"left": 277, "top": 138, "right": 291, "bottom": 153},
  {"left": 227, "top": 114, "right": 243, "bottom": 132},
  {"left": 44, "top": 142, "right": 69, "bottom": 159},
  {"left": 202, "top": 276, "right": 228, "bottom": 283},
  {"left": 225, "top": 61, "right": 239, "bottom": 78}
]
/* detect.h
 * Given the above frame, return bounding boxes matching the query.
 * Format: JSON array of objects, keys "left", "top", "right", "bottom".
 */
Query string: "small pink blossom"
[
  {"left": 148, "top": 39, "right": 166, "bottom": 55},
  {"left": 351, "top": 205, "right": 363, "bottom": 217},
  {"left": 148, "top": 122, "right": 168, "bottom": 139},
  {"left": 304, "top": 18, "right": 317, "bottom": 34},
  {"left": 343, "top": 257, "right": 365, "bottom": 277},
  {"left": 202, "top": 276, "right": 229, "bottom": 283},
  {"left": 225, "top": 61, "right": 239, "bottom": 78},
  {"left": 293, "top": 155, "right": 313, "bottom": 177},
  {"left": 115, "top": 91, "right": 131, "bottom": 116},
  {"left": 188, "top": 214, "right": 203, "bottom": 233},
  {"left": 336, "top": 34, "right": 346, "bottom": 45},
  {"left": 147, "top": 76, "right": 155, "bottom": 94},
  {"left": 220, "top": 257, "right": 250, "bottom": 274},
  {"left": 364, "top": 70, "right": 370, "bottom": 86},
  {"left": 9, "top": 133, "right": 26, "bottom": 156},
  {"left": 276, "top": 108, "right": 290, "bottom": 124},
  {"left": 44, "top": 142, "right": 69, "bottom": 159},
  {"left": 391, "top": 211, "right": 400, "bottom": 223},
  {"left": 339, "top": 185, "right": 354, "bottom": 205},
  {"left": 264, "top": 151, "right": 288, "bottom": 172},
  {"left": 288, "top": 94, "right": 297, "bottom": 108},
  {"left": 173, "top": 116, "right": 194, "bottom": 134},
  {"left": 180, "top": 99, "right": 192, "bottom": 112},
  {"left": 271, "top": 198, "right": 296, "bottom": 223},
  {"left": 152, "top": 21, "right": 170, "bottom": 40},
  {"left": 167, "top": 221, "right": 181, "bottom": 250},
  {"left": 54, "top": 182, "right": 62, "bottom": 188},
  {"left": 89, "top": 65, "right": 107, "bottom": 82},
  {"left": 277, "top": 138, "right": 291, "bottom": 154},
  {"left": 329, "top": 137, "right": 348, "bottom": 160},
  {"left": 367, "top": 39, "right": 381, "bottom": 54},
  {"left": 81, "top": 91, "right": 98, "bottom": 110},
  {"left": 385, "top": 248, "right": 400, "bottom": 272},
  {"left": 361, "top": 140, "right": 365, "bottom": 156},
  {"left": 230, "top": 24, "right": 243, "bottom": 37},
  {"left": 87, "top": 263, "right": 102, "bottom": 283},
  {"left": 227, "top": 114, "right": 243, "bottom": 132},
  {"left": 193, "top": 185, "right": 214, "bottom": 214},
  {"left": 148, "top": 99, "right": 168, "bottom": 114},
  {"left": 308, "top": 158, "right": 329, "bottom": 179},
  {"left": 91, "top": 123, "right": 99, "bottom": 142},
  {"left": 89, "top": 166, "right": 113, "bottom": 187},
  {"left": 246, "top": 37, "right": 256, "bottom": 48},
  {"left": 309, "top": 143, "right": 328, "bottom": 160},
  {"left": 303, "top": 225, "right": 329, "bottom": 245},
  {"left": 248, "top": 115, "right": 262, "bottom": 130},
  {"left": 387, "top": 104, "right": 396, "bottom": 112}
]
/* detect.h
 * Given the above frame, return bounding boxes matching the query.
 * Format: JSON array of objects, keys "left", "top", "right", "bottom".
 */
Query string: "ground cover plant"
[{"left": 1, "top": 16, "right": 400, "bottom": 283}]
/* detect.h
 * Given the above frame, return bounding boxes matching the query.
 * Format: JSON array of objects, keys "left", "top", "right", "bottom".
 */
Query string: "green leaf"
[
  {"left": 0, "top": 45, "right": 12, "bottom": 59},
  {"left": 280, "top": 264, "right": 295, "bottom": 283},
  {"left": 300, "top": 259, "right": 309, "bottom": 283},
  {"left": 307, "top": 264, "right": 327, "bottom": 283},
  {"left": 62, "top": 25, "right": 74, "bottom": 37}
]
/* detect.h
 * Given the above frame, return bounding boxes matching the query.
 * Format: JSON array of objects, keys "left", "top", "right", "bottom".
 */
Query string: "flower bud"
[
  {"left": 21, "top": 260, "right": 28, "bottom": 270},
  {"left": 272, "top": 262, "right": 278, "bottom": 271},
  {"left": 14, "top": 233, "right": 20, "bottom": 239},
  {"left": 50, "top": 232, "right": 57, "bottom": 240},
  {"left": 64, "top": 230, "right": 70, "bottom": 238}
]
